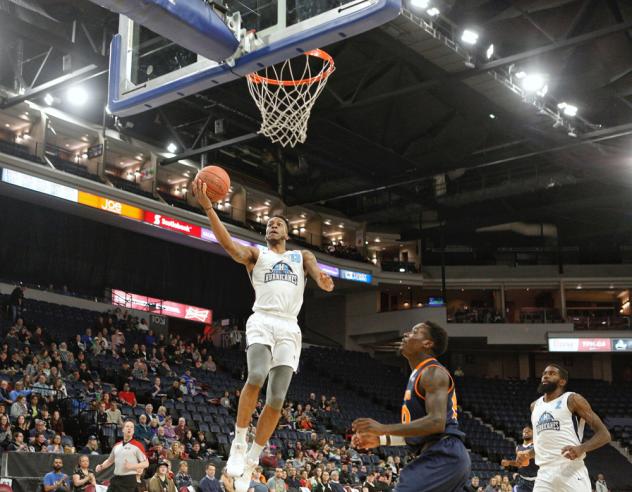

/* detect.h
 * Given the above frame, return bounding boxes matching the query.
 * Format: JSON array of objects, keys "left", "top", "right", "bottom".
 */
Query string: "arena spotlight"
[
  {"left": 66, "top": 86, "right": 88, "bottom": 106},
  {"left": 521, "top": 73, "right": 546, "bottom": 93},
  {"left": 426, "top": 7, "right": 440, "bottom": 16},
  {"left": 461, "top": 29, "right": 479, "bottom": 45},
  {"left": 486, "top": 44, "right": 494, "bottom": 59},
  {"left": 558, "top": 102, "right": 578, "bottom": 117},
  {"left": 410, "top": 0, "right": 430, "bottom": 9},
  {"left": 166, "top": 142, "right": 178, "bottom": 153},
  {"left": 44, "top": 93, "right": 54, "bottom": 106}
]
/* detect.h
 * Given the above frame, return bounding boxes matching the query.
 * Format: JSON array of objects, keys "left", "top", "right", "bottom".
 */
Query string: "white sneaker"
[
  {"left": 234, "top": 458, "right": 258, "bottom": 492},
  {"left": 225, "top": 441, "right": 247, "bottom": 477}
]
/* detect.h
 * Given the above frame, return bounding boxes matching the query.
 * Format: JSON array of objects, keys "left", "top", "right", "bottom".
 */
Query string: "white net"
[{"left": 246, "top": 49, "right": 335, "bottom": 148}]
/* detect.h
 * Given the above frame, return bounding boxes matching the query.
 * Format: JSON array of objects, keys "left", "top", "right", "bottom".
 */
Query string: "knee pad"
[{"left": 246, "top": 368, "right": 267, "bottom": 388}]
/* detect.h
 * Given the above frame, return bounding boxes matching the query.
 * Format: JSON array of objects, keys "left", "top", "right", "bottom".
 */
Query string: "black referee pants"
[{"left": 107, "top": 474, "right": 138, "bottom": 492}]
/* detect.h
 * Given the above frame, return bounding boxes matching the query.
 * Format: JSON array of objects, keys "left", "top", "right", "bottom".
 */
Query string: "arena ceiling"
[{"left": 2, "top": 0, "right": 632, "bottom": 256}]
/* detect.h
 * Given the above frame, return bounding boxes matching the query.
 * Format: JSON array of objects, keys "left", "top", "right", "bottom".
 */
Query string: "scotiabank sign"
[
  {"left": 112, "top": 289, "right": 211, "bottom": 324},
  {"left": 144, "top": 211, "right": 201, "bottom": 238}
]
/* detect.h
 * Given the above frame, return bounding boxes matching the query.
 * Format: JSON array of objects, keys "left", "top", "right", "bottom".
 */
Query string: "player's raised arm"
[
  {"left": 302, "top": 250, "right": 334, "bottom": 292},
  {"left": 562, "top": 393, "right": 611, "bottom": 459},
  {"left": 193, "top": 179, "right": 259, "bottom": 268},
  {"left": 352, "top": 365, "right": 450, "bottom": 439}
]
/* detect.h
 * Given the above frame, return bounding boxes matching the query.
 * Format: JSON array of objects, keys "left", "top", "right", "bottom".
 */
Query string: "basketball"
[{"left": 196, "top": 165, "right": 230, "bottom": 202}]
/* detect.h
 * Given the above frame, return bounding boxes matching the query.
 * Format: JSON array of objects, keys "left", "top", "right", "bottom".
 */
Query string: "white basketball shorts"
[
  {"left": 534, "top": 460, "right": 591, "bottom": 492},
  {"left": 246, "top": 311, "right": 302, "bottom": 372}
]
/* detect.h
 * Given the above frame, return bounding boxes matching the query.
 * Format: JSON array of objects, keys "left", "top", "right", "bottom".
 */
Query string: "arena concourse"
[{"left": 1, "top": 0, "right": 632, "bottom": 491}]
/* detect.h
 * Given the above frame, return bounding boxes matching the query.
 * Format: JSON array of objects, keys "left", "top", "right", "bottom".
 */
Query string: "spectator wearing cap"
[
  {"left": 43, "top": 456, "right": 69, "bottom": 492},
  {"left": 72, "top": 454, "right": 96, "bottom": 492},
  {"left": 80, "top": 435, "right": 101, "bottom": 455},
  {"left": 174, "top": 461, "right": 193, "bottom": 489},
  {"left": 148, "top": 461, "right": 176, "bottom": 492},
  {"left": 199, "top": 464, "right": 221, "bottom": 492}
]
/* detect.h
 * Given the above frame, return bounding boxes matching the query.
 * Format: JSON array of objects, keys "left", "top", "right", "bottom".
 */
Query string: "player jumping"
[
  {"left": 351, "top": 322, "right": 470, "bottom": 492},
  {"left": 520, "top": 364, "right": 611, "bottom": 492},
  {"left": 193, "top": 180, "right": 334, "bottom": 492}
]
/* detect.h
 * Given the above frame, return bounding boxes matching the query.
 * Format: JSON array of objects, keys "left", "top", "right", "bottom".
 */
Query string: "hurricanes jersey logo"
[
  {"left": 536, "top": 411, "right": 560, "bottom": 432},
  {"left": 264, "top": 261, "right": 298, "bottom": 285}
]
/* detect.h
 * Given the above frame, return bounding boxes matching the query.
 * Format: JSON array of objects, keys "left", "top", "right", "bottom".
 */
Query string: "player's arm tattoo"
[
  {"left": 568, "top": 393, "right": 611, "bottom": 454},
  {"left": 379, "top": 366, "right": 450, "bottom": 437},
  {"left": 302, "top": 250, "right": 334, "bottom": 292}
]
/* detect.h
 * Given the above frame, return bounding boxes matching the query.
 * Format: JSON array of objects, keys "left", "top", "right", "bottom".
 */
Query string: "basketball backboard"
[{"left": 104, "top": 0, "right": 401, "bottom": 116}]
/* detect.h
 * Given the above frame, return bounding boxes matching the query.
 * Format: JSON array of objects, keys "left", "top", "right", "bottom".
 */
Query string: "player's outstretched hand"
[
  {"left": 352, "top": 432, "right": 379, "bottom": 450},
  {"left": 192, "top": 179, "right": 213, "bottom": 209},
  {"left": 318, "top": 272, "right": 334, "bottom": 292},
  {"left": 352, "top": 418, "right": 385, "bottom": 435},
  {"left": 561, "top": 445, "right": 583, "bottom": 460}
]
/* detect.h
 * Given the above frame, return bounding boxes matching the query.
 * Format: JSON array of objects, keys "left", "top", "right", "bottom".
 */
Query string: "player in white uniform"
[
  {"left": 518, "top": 365, "right": 611, "bottom": 492},
  {"left": 193, "top": 180, "right": 334, "bottom": 492}
]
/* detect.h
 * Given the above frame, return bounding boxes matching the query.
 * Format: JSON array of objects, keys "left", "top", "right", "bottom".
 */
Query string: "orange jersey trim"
[{"left": 413, "top": 363, "right": 455, "bottom": 400}]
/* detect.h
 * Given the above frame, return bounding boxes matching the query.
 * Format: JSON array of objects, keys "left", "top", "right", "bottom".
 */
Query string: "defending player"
[
  {"left": 501, "top": 424, "right": 537, "bottom": 491},
  {"left": 519, "top": 365, "right": 611, "bottom": 492},
  {"left": 193, "top": 180, "right": 334, "bottom": 492},
  {"left": 351, "top": 322, "right": 470, "bottom": 492}
]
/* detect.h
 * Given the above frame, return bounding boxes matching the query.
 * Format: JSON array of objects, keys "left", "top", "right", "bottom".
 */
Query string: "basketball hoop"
[{"left": 246, "top": 49, "right": 335, "bottom": 148}]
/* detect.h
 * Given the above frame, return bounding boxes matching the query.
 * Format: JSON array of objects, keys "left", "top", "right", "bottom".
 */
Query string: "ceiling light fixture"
[
  {"left": 461, "top": 29, "right": 479, "bottom": 45},
  {"left": 486, "top": 44, "right": 494, "bottom": 59},
  {"left": 410, "top": 0, "right": 430, "bottom": 9},
  {"left": 558, "top": 102, "right": 578, "bottom": 117},
  {"left": 521, "top": 73, "right": 546, "bottom": 93},
  {"left": 166, "top": 142, "right": 178, "bottom": 153},
  {"left": 66, "top": 86, "right": 88, "bottom": 106},
  {"left": 426, "top": 7, "right": 440, "bottom": 17}
]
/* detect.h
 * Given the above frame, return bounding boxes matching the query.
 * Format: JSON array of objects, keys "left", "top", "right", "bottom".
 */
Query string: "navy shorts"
[
  {"left": 395, "top": 436, "right": 471, "bottom": 492},
  {"left": 515, "top": 476, "right": 535, "bottom": 492}
]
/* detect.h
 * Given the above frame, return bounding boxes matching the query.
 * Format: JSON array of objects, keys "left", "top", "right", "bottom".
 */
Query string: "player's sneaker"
[
  {"left": 225, "top": 441, "right": 247, "bottom": 477},
  {"left": 234, "top": 458, "right": 258, "bottom": 492}
]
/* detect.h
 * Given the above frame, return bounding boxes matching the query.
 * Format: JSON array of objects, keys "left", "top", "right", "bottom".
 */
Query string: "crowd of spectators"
[{"left": 0, "top": 286, "right": 611, "bottom": 492}]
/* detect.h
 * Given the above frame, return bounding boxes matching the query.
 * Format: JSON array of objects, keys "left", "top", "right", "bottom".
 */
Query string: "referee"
[{"left": 96, "top": 420, "right": 149, "bottom": 491}]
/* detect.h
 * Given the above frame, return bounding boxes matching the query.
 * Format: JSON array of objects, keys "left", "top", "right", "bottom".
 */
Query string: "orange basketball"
[{"left": 196, "top": 165, "right": 230, "bottom": 202}]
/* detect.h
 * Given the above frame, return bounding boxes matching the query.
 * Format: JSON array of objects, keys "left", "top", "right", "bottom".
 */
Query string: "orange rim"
[{"left": 247, "top": 49, "right": 334, "bottom": 87}]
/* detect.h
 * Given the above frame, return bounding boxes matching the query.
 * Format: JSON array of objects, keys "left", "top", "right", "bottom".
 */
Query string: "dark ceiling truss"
[
  {"left": 296, "top": 121, "right": 632, "bottom": 206},
  {"left": 329, "top": 16, "right": 632, "bottom": 114}
]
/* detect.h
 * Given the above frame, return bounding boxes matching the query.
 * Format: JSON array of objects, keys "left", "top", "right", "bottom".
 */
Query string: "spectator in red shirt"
[{"left": 118, "top": 383, "right": 137, "bottom": 407}]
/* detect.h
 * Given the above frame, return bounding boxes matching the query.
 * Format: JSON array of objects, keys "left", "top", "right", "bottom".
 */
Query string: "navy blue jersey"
[
  {"left": 401, "top": 357, "right": 465, "bottom": 450},
  {"left": 516, "top": 443, "right": 538, "bottom": 478}
]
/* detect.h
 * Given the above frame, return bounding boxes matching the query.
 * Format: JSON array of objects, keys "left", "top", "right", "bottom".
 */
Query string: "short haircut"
[
  {"left": 549, "top": 364, "right": 569, "bottom": 382},
  {"left": 424, "top": 321, "right": 449, "bottom": 356},
  {"left": 524, "top": 423, "right": 533, "bottom": 429},
  {"left": 269, "top": 215, "right": 290, "bottom": 232}
]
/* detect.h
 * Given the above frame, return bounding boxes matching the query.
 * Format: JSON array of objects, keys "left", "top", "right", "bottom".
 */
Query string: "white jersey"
[
  {"left": 251, "top": 249, "right": 306, "bottom": 320},
  {"left": 531, "top": 392, "right": 585, "bottom": 467}
]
